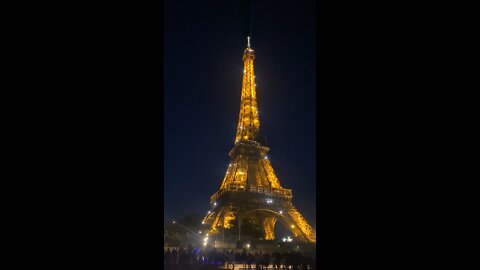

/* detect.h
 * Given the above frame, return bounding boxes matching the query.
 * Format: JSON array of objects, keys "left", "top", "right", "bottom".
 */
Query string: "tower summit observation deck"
[{"left": 203, "top": 38, "right": 316, "bottom": 243}]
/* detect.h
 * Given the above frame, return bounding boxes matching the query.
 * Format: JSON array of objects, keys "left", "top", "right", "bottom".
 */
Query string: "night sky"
[{"left": 164, "top": 0, "right": 316, "bottom": 229}]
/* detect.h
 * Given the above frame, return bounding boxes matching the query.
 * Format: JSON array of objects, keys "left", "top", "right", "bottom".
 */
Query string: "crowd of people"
[{"left": 164, "top": 246, "right": 316, "bottom": 269}]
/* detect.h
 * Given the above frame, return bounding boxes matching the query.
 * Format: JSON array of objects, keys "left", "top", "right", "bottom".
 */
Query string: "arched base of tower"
[{"left": 204, "top": 205, "right": 315, "bottom": 243}]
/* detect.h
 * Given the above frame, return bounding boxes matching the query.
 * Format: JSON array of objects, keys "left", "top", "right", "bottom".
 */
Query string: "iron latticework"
[{"left": 203, "top": 38, "right": 316, "bottom": 243}]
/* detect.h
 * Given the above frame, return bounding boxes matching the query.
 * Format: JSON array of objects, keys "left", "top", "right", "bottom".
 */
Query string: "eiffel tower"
[{"left": 202, "top": 37, "right": 316, "bottom": 243}]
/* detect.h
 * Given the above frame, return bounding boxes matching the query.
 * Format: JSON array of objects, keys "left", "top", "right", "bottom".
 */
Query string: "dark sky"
[{"left": 164, "top": 0, "right": 316, "bottom": 229}]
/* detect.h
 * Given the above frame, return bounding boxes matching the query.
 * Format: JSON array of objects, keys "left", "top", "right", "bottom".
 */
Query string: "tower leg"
[
  {"left": 286, "top": 205, "right": 316, "bottom": 243},
  {"left": 263, "top": 216, "right": 277, "bottom": 240}
]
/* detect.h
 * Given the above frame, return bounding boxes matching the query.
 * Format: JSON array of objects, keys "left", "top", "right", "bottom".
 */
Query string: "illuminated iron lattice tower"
[{"left": 203, "top": 37, "right": 316, "bottom": 243}]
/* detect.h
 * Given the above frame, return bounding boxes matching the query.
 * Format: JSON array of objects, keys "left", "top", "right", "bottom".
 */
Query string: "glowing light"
[
  {"left": 208, "top": 211, "right": 211, "bottom": 214},
  {"left": 214, "top": 202, "right": 217, "bottom": 206},
  {"left": 279, "top": 211, "right": 283, "bottom": 214},
  {"left": 282, "top": 236, "right": 293, "bottom": 242},
  {"left": 198, "top": 231, "right": 202, "bottom": 234},
  {"left": 203, "top": 243, "right": 207, "bottom": 246},
  {"left": 202, "top": 221, "right": 205, "bottom": 224},
  {"left": 264, "top": 156, "right": 268, "bottom": 159},
  {"left": 172, "top": 221, "right": 176, "bottom": 224},
  {"left": 246, "top": 244, "right": 250, "bottom": 248},
  {"left": 291, "top": 225, "right": 295, "bottom": 228}
]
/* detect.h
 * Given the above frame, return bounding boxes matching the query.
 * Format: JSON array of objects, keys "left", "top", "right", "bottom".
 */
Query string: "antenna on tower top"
[{"left": 247, "top": 36, "right": 251, "bottom": 48}]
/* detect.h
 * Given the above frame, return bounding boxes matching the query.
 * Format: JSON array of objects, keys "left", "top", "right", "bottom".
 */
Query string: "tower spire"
[{"left": 236, "top": 38, "right": 259, "bottom": 143}]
